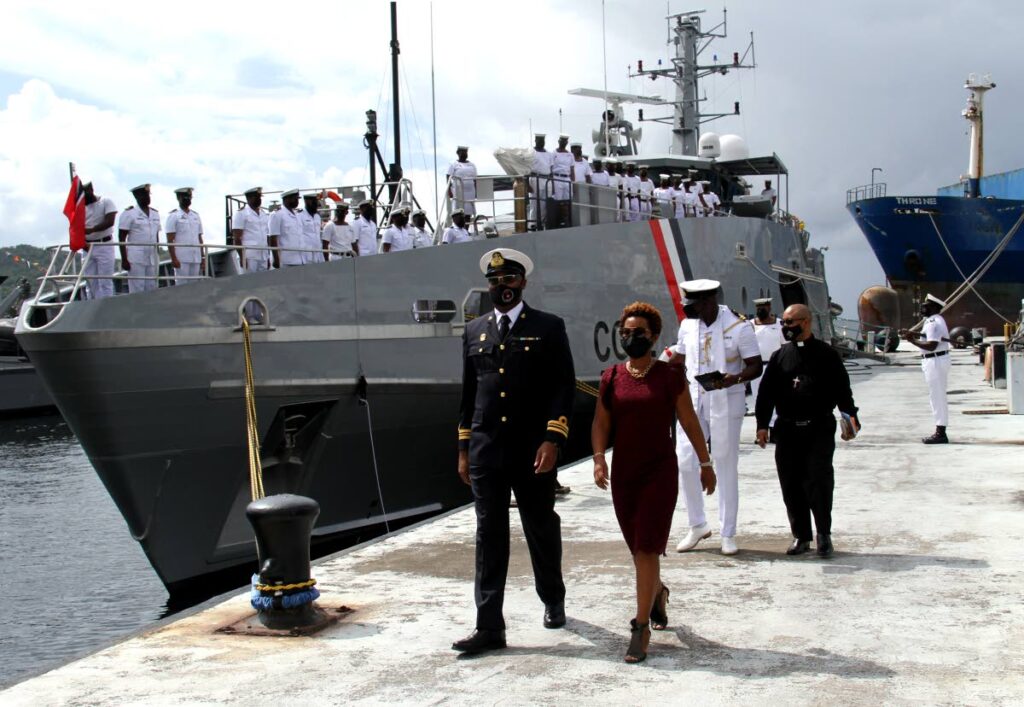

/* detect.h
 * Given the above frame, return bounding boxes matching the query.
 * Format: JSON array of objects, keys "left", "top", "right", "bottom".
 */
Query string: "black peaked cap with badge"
[{"left": 458, "top": 248, "right": 575, "bottom": 470}]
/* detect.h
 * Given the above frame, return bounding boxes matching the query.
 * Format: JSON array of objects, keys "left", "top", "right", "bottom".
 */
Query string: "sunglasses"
[
  {"left": 487, "top": 274, "right": 522, "bottom": 286},
  {"left": 619, "top": 327, "right": 651, "bottom": 337},
  {"left": 781, "top": 317, "right": 808, "bottom": 325}
]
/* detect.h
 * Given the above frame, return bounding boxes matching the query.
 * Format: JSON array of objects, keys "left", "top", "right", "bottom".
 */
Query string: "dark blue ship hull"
[{"left": 847, "top": 195, "right": 1024, "bottom": 330}]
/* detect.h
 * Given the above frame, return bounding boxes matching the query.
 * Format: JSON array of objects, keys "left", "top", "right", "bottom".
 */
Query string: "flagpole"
[{"left": 68, "top": 162, "right": 75, "bottom": 183}]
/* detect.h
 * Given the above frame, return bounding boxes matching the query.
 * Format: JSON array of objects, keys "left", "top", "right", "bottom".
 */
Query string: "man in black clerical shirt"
[{"left": 754, "top": 304, "right": 860, "bottom": 558}]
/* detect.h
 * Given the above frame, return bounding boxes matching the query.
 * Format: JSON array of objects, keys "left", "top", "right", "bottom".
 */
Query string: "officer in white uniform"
[
  {"left": 672, "top": 279, "right": 762, "bottom": 555},
  {"left": 442, "top": 209, "right": 473, "bottom": 244},
  {"left": 447, "top": 146, "right": 478, "bottom": 216},
  {"left": 118, "top": 184, "right": 161, "bottom": 294},
  {"left": 382, "top": 208, "right": 415, "bottom": 252},
  {"left": 903, "top": 294, "right": 951, "bottom": 444},
  {"left": 622, "top": 163, "right": 641, "bottom": 222},
  {"left": 653, "top": 174, "right": 671, "bottom": 218},
  {"left": 590, "top": 159, "right": 609, "bottom": 187},
  {"left": 81, "top": 182, "right": 118, "bottom": 299},
  {"left": 637, "top": 166, "right": 655, "bottom": 220},
  {"left": 409, "top": 210, "right": 434, "bottom": 248},
  {"left": 322, "top": 203, "right": 356, "bottom": 258},
  {"left": 605, "top": 159, "right": 622, "bottom": 222},
  {"left": 529, "top": 133, "right": 554, "bottom": 229},
  {"left": 165, "top": 187, "right": 205, "bottom": 285},
  {"left": 750, "top": 297, "right": 785, "bottom": 417},
  {"left": 570, "top": 143, "right": 592, "bottom": 184},
  {"left": 701, "top": 181, "right": 722, "bottom": 216},
  {"left": 352, "top": 199, "right": 378, "bottom": 256},
  {"left": 551, "top": 135, "right": 574, "bottom": 202},
  {"left": 761, "top": 180, "right": 777, "bottom": 212},
  {"left": 231, "top": 187, "right": 271, "bottom": 272},
  {"left": 268, "top": 189, "right": 306, "bottom": 268},
  {"left": 299, "top": 193, "right": 326, "bottom": 263}
]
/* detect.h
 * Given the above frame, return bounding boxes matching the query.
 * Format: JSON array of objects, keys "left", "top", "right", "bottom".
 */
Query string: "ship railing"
[
  {"left": 832, "top": 316, "right": 897, "bottom": 359},
  {"left": 845, "top": 182, "right": 887, "bottom": 205}
]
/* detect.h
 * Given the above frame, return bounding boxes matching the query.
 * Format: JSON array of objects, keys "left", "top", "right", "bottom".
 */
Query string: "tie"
[{"left": 498, "top": 315, "right": 510, "bottom": 341}]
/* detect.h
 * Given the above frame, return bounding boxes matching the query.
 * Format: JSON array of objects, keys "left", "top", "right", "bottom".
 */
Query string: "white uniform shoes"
[
  {"left": 721, "top": 536, "right": 738, "bottom": 555},
  {"left": 675, "top": 523, "right": 711, "bottom": 552}
]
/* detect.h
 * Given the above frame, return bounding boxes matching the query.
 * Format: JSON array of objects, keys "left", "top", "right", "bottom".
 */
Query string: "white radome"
[
  {"left": 718, "top": 134, "right": 749, "bottom": 161},
  {"left": 698, "top": 132, "right": 721, "bottom": 159}
]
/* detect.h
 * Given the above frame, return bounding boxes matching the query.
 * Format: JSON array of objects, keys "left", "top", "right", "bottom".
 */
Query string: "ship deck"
[{"left": 4, "top": 346, "right": 1023, "bottom": 705}]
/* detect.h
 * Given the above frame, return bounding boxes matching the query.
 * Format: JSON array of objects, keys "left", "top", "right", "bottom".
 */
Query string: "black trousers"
[
  {"left": 470, "top": 464, "right": 565, "bottom": 630},
  {"left": 773, "top": 418, "right": 836, "bottom": 541}
]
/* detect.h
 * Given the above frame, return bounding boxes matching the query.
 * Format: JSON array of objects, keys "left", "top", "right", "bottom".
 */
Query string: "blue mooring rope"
[{"left": 250, "top": 574, "right": 321, "bottom": 611}]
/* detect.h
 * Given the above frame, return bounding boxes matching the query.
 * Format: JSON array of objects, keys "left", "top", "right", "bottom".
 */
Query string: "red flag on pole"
[{"left": 63, "top": 171, "right": 86, "bottom": 252}]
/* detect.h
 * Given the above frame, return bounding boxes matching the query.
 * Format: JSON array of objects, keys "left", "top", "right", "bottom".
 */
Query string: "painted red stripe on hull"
[{"left": 649, "top": 219, "right": 685, "bottom": 321}]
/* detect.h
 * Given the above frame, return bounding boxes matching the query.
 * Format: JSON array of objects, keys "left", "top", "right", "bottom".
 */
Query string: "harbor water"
[{"left": 0, "top": 416, "right": 175, "bottom": 687}]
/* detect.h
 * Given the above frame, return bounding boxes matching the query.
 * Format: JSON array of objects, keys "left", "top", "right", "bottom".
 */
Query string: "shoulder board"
[
  {"left": 730, "top": 308, "right": 746, "bottom": 321},
  {"left": 125, "top": 205, "right": 134, "bottom": 211},
  {"left": 170, "top": 208, "right": 179, "bottom": 213}
]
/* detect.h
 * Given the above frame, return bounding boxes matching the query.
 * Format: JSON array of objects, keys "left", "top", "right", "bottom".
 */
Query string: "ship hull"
[
  {"left": 847, "top": 195, "right": 1024, "bottom": 330},
  {"left": 18, "top": 216, "right": 829, "bottom": 594}
]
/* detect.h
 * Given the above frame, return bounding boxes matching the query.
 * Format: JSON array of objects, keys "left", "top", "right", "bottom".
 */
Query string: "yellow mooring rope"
[{"left": 242, "top": 319, "right": 265, "bottom": 501}]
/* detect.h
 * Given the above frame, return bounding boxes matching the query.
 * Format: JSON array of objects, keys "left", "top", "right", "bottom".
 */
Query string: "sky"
[{"left": 1, "top": 0, "right": 1022, "bottom": 314}]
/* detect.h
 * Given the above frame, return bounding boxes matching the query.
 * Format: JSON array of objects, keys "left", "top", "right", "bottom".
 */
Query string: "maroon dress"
[{"left": 599, "top": 360, "right": 686, "bottom": 555}]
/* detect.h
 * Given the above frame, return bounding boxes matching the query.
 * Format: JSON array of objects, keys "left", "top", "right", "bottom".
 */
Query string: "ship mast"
[
  {"left": 962, "top": 73, "right": 995, "bottom": 199},
  {"left": 634, "top": 9, "right": 755, "bottom": 155}
]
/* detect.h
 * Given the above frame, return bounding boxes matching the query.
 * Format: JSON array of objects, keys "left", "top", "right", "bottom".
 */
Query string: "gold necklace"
[{"left": 626, "top": 358, "right": 654, "bottom": 379}]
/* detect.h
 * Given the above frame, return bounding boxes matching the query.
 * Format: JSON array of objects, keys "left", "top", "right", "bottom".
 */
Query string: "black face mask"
[
  {"left": 782, "top": 324, "right": 803, "bottom": 341},
  {"left": 756, "top": 307, "right": 769, "bottom": 320},
  {"left": 490, "top": 285, "right": 522, "bottom": 309},
  {"left": 620, "top": 335, "right": 653, "bottom": 359}
]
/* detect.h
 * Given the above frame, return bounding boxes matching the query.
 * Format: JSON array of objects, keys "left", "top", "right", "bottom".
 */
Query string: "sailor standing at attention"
[
  {"left": 299, "top": 193, "right": 325, "bottom": 263},
  {"left": 623, "top": 163, "right": 641, "bottom": 222},
  {"left": 590, "top": 158, "right": 609, "bottom": 187},
  {"left": 118, "top": 184, "right": 161, "bottom": 293},
  {"left": 701, "top": 181, "right": 721, "bottom": 216},
  {"left": 670, "top": 279, "right": 762, "bottom": 555},
  {"left": 452, "top": 248, "right": 576, "bottom": 655},
  {"left": 352, "top": 199, "right": 378, "bottom": 256},
  {"left": 382, "top": 207, "right": 415, "bottom": 253},
  {"left": 902, "top": 294, "right": 952, "bottom": 444},
  {"left": 605, "top": 159, "right": 622, "bottom": 222},
  {"left": 165, "top": 187, "right": 205, "bottom": 285},
  {"left": 442, "top": 209, "right": 473, "bottom": 244},
  {"left": 750, "top": 297, "right": 785, "bottom": 423},
  {"left": 231, "top": 187, "right": 271, "bottom": 272},
  {"left": 551, "top": 135, "right": 574, "bottom": 227},
  {"left": 81, "top": 182, "right": 118, "bottom": 299},
  {"left": 409, "top": 209, "right": 434, "bottom": 249},
  {"left": 636, "top": 166, "right": 655, "bottom": 220},
  {"left": 268, "top": 189, "right": 306, "bottom": 268},
  {"left": 321, "top": 203, "right": 356, "bottom": 259},
  {"left": 529, "top": 133, "right": 554, "bottom": 229},
  {"left": 447, "top": 146, "right": 478, "bottom": 216},
  {"left": 570, "top": 143, "right": 592, "bottom": 185}
]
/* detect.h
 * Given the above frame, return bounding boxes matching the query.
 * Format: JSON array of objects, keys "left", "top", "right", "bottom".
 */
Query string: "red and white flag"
[{"left": 63, "top": 169, "right": 86, "bottom": 252}]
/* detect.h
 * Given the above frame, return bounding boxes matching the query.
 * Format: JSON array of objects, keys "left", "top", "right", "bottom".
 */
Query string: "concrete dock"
[{"left": 4, "top": 347, "right": 1022, "bottom": 705}]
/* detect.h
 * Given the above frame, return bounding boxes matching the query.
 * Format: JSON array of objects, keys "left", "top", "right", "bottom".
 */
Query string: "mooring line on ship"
[
  {"left": 357, "top": 375, "right": 391, "bottom": 535},
  {"left": 242, "top": 319, "right": 265, "bottom": 501}
]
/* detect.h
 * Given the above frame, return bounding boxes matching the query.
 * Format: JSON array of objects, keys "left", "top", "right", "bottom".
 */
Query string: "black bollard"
[{"left": 246, "top": 493, "right": 324, "bottom": 630}]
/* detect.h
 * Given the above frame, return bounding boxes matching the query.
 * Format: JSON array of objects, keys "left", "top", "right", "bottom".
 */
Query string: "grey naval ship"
[{"left": 16, "top": 7, "right": 833, "bottom": 596}]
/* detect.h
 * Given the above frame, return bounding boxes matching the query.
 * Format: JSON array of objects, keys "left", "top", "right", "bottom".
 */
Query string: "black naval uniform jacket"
[{"left": 458, "top": 302, "right": 576, "bottom": 471}]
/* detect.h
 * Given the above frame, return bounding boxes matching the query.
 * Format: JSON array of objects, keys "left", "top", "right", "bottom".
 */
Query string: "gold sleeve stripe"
[
  {"left": 458, "top": 427, "right": 471, "bottom": 440},
  {"left": 546, "top": 419, "right": 570, "bottom": 437}
]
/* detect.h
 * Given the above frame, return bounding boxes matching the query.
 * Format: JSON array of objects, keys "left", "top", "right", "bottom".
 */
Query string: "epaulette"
[
  {"left": 730, "top": 308, "right": 746, "bottom": 320},
  {"left": 125, "top": 205, "right": 135, "bottom": 211},
  {"left": 170, "top": 208, "right": 179, "bottom": 213}
]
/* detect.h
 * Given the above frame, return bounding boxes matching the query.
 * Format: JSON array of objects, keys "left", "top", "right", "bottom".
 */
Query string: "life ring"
[{"left": 320, "top": 190, "right": 343, "bottom": 202}]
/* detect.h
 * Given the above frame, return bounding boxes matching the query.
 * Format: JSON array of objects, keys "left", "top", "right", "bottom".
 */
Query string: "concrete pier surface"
[{"left": 4, "top": 347, "right": 1022, "bottom": 705}]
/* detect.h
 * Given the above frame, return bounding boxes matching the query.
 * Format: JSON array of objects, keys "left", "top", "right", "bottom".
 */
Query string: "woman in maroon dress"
[{"left": 592, "top": 301, "right": 716, "bottom": 663}]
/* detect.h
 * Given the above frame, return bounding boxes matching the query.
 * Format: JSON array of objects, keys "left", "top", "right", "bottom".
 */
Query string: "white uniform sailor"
[
  {"left": 653, "top": 175, "right": 672, "bottom": 218},
  {"left": 605, "top": 159, "right": 622, "bottom": 222},
  {"left": 352, "top": 199, "right": 379, "bottom": 256},
  {"left": 268, "top": 189, "right": 306, "bottom": 267},
  {"left": 409, "top": 210, "right": 434, "bottom": 248},
  {"left": 529, "top": 133, "right": 554, "bottom": 228},
  {"left": 904, "top": 293, "right": 952, "bottom": 444},
  {"left": 322, "top": 203, "right": 356, "bottom": 258},
  {"left": 299, "top": 193, "right": 326, "bottom": 263},
  {"left": 81, "top": 183, "right": 118, "bottom": 299},
  {"left": 231, "top": 187, "right": 271, "bottom": 272},
  {"left": 382, "top": 208, "right": 415, "bottom": 252},
  {"left": 762, "top": 180, "right": 778, "bottom": 212},
  {"left": 118, "top": 183, "right": 161, "bottom": 294},
  {"left": 447, "top": 146, "right": 478, "bottom": 216},
  {"left": 165, "top": 187, "right": 205, "bottom": 285},
  {"left": 590, "top": 159, "right": 610, "bottom": 187},
  {"left": 701, "top": 181, "right": 721, "bottom": 216},
  {"left": 750, "top": 297, "right": 785, "bottom": 416},
  {"left": 570, "top": 144, "right": 592, "bottom": 184},
  {"left": 442, "top": 209, "right": 473, "bottom": 244},
  {"left": 672, "top": 279, "right": 762, "bottom": 555},
  {"left": 623, "top": 163, "right": 641, "bottom": 221},
  {"left": 551, "top": 135, "right": 574, "bottom": 203},
  {"left": 637, "top": 166, "right": 655, "bottom": 219}
]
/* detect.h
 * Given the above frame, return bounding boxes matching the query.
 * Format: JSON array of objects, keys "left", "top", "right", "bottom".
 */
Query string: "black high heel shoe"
[
  {"left": 625, "top": 619, "right": 650, "bottom": 664},
  {"left": 650, "top": 584, "right": 670, "bottom": 631}
]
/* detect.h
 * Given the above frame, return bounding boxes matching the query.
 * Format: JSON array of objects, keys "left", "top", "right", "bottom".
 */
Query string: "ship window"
[{"left": 412, "top": 299, "right": 456, "bottom": 323}]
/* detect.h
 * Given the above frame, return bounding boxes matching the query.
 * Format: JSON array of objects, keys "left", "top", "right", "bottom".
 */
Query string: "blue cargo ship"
[{"left": 846, "top": 75, "right": 1024, "bottom": 331}]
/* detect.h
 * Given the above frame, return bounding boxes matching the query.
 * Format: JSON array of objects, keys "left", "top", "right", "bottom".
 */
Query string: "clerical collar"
[{"left": 796, "top": 341, "right": 805, "bottom": 347}]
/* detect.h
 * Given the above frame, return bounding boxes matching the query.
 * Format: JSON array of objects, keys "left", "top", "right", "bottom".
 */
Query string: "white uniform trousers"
[
  {"left": 922, "top": 355, "right": 951, "bottom": 426},
  {"left": 639, "top": 199, "right": 652, "bottom": 220},
  {"left": 676, "top": 398, "right": 743, "bottom": 537},
  {"left": 528, "top": 176, "right": 548, "bottom": 228},
  {"left": 128, "top": 264, "right": 158, "bottom": 294},
  {"left": 174, "top": 261, "right": 202, "bottom": 285},
  {"left": 627, "top": 197, "right": 640, "bottom": 222},
  {"left": 244, "top": 254, "right": 270, "bottom": 273},
  {"left": 81, "top": 242, "right": 115, "bottom": 299}
]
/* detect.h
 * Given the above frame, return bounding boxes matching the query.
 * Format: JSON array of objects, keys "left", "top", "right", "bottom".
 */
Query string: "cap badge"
[{"left": 489, "top": 252, "right": 505, "bottom": 269}]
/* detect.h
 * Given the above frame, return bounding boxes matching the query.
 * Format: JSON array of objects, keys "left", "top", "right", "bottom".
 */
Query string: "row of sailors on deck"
[{"left": 79, "top": 182, "right": 476, "bottom": 299}]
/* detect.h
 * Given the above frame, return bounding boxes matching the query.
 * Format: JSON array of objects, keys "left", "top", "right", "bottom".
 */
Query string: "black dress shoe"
[
  {"left": 543, "top": 602, "right": 566, "bottom": 629},
  {"left": 816, "top": 534, "right": 833, "bottom": 558},
  {"left": 922, "top": 432, "right": 948, "bottom": 444},
  {"left": 452, "top": 629, "right": 507, "bottom": 654},
  {"left": 786, "top": 538, "right": 812, "bottom": 555}
]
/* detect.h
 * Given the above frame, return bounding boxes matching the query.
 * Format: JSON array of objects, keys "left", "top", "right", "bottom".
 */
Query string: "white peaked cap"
[
  {"left": 479, "top": 248, "right": 535, "bottom": 276},
  {"left": 925, "top": 293, "right": 946, "bottom": 307},
  {"left": 752, "top": 297, "right": 773, "bottom": 305},
  {"left": 678, "top": 278, "right": 721, "bottom": 296}
]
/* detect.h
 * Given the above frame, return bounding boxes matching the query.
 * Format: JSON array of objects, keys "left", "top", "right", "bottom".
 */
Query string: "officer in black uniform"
[
  {"left": 755, "top": 304, "right": 860, "bottom": 559},
  {"left": 452, "top": 248, "right": 576, "bottom": 655}
]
